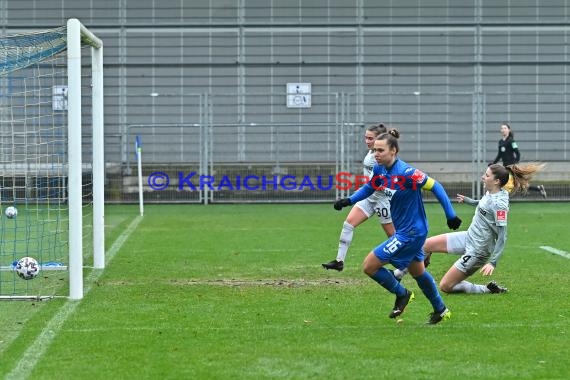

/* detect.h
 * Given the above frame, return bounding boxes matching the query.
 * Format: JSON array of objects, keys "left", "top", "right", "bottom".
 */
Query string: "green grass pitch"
[{"left": 1, "top": 202, "right": 569, "bottom": 379}]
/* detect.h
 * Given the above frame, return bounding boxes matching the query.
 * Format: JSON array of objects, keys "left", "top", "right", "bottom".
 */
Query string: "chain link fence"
[{"left": 108, "top": 91, "right": 570, "bottom": 203}]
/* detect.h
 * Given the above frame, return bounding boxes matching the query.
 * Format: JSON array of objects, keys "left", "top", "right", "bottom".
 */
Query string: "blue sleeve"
[
  {"left": 348, "top": 165, "right": 383, "bottom": 204},
  {"left": 348, "top": 182, "right": 375, "bottom": 204},
  {"left": 430, "top": 181, "right": 457, "bottom": 219}
]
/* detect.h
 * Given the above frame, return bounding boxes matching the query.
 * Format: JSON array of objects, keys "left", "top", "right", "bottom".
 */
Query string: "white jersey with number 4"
[{"left": 466, "top": 189, "right": 509, "bottom": 256}]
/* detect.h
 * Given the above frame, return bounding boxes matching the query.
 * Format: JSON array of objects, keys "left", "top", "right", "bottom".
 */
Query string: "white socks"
[
  {"left": 451, "top": 280, "right": 489, "bottom": 294},
  {"left": 336, "top": 221, "right": 354, "bottom": 261},
  {"left": 393, "top": 268, "right": 407, "bottom": 279}
]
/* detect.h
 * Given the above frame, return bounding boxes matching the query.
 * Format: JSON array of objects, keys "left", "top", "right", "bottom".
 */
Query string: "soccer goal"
[{"left": 0, "top": 19, "right": 104, "bottom": 300}]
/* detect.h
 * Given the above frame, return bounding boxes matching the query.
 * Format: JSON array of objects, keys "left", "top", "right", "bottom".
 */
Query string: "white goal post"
[{"left": 67, "top": 18, "right": 105, "bottom": 300}]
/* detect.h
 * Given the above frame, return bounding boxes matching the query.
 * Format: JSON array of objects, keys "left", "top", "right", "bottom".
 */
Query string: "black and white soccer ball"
[
  {"left": 15, "top": 257, "right": 40, "bottom": 280},
  {"left": 5, "top": 206, "right": 18, "bottom": 219}
]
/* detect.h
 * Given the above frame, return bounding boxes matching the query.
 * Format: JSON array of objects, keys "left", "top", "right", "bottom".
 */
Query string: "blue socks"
[
  {"left": 369, "top": 267, "right": 407, "bottom": 297},
  {"left": 370, "top": 268, "right": 446, "bottom": 312},
  {"left": 414, "top": 271, "right": 445, "bottom": 312}
]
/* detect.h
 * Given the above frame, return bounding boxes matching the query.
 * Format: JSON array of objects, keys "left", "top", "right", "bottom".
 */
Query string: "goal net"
[{"left": 0, "top": 19, "right": 104, "bottom": 300}]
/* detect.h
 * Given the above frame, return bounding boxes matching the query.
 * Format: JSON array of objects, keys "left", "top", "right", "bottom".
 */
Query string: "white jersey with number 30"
[
  {"left": 355, "top": 150, "right": 391, "bottom": 224},
  {"left": 362, "top": 150, "right": 382, "bottom": 203}
]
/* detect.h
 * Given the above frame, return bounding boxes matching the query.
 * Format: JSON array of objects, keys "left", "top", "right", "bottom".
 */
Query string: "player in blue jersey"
[
  {"left": 322, "top": 123, "right": 395, "bottom": 272},
  {"left": 333, "top": 129, "right": 462, "bottom": 324}
]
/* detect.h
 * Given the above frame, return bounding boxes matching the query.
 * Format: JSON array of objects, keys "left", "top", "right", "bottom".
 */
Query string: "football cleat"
[
  {"left": 538, "top": 185, "right": 547, "bottom": 199},
  {"left": 321, "top": 260, "right": 344, "bottom": 271},
  {"left": 486, "top": 280, "right": 508, "bottom": 294},
  {"left": 388, "top": 290, "right": 414, "bottom": 318},
  {"left": 426, "top": 307, "right": 451, "bottom": 325}
]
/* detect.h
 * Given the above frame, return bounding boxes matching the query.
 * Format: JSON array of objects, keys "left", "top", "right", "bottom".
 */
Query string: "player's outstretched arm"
[
  {"left": 487, "top": 225, "right": 507, "bottom": 269},
  {"left": 423, "top": 176, "right": 461, "bottom": 230},
  {"left": 457, "top": 194, "right": 478, "bottom": 206},
  {"left": 333, "top": 180, "right": 375, "bottom": 211},
  {"left": 334, "top": 172, "right": 381, "bottom": 210}
]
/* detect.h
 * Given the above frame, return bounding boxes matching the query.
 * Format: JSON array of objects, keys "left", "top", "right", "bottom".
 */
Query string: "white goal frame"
[{"left": 68, "top": 19, "right": 105, "bottom": 300}]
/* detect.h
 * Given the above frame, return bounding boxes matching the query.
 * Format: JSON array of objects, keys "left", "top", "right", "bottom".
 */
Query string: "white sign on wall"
[
  {"left": 52, "top": 85, "right": 68, "bottom": 111},
  {"left": 286, "top": 83, "right": 311, "bottom": 108}
]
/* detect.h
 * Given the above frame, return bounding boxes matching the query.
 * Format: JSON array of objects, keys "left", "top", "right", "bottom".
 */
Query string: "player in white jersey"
[
  {"left": 322, "top": 124, "right": 395, "bottom": 272},
  {"left": 429, "top": 163, "right": 545, "bottom": 294}
]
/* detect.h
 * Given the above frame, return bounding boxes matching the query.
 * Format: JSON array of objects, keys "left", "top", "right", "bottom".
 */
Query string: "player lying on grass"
[{"left": 395, "top": 163, "right": 545, "bottom": 294}]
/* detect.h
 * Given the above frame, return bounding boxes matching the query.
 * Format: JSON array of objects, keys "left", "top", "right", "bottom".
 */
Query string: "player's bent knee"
[
  {"left": 362, "top": 252, "right": 382, "bottom": 276},
  {"left": 362, "top": 261, "right": 377, "bottom": 276},
  {"left": 362, "top": 263, "right": 375, "bottom": 276},
  {"left": 439, "top": 281, "right": 453, "bottom": 293}
]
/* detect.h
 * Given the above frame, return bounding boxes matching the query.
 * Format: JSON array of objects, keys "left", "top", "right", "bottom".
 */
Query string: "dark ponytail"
[{"left": 377, "top": 128, "right": 400, "bottom": 153}]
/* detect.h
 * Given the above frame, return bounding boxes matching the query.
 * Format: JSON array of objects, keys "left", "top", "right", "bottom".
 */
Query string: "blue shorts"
[{"left": 372, "top": 232, "right": 427, "bottom": 270}]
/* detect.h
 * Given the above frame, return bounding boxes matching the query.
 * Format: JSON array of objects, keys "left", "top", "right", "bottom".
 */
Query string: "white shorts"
[
  {"left": 446, "top": 231, "right": 467, "bottom": 254},
  {"left": 449, "top": 231, "right": 490, "bottom": 276},
  {"left": 354, "top": 196, "right": 392, "bottom": 224},
  {"left": 453, "top": 250, "right": 489, "bottom": 276}
]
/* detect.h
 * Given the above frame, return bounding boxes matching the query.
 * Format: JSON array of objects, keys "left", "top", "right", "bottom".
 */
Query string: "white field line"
[
  {"left": 5, "top": 215, "right": 143, "bottom": 380},
  {"left": 53, "top": 320, "right": 570, "bottom": 334},
  {"left": 539, "top": 246, "right": 570, "bottom": 259}
]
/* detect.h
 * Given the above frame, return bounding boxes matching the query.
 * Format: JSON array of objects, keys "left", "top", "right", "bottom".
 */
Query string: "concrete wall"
[{"left": 1, "top": 1, "right": 570, "bottom": 165}]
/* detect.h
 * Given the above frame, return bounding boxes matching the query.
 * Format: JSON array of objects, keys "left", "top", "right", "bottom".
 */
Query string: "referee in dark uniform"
[
  {"left": 490, "top": 123, "right": 547, "bottom": 198},
  {"left": 491, "top": 124, "right": 520, "bottom": 166}
]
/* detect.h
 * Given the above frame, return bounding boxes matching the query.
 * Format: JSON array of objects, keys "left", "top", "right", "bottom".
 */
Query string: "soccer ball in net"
[
  {"left": 5, "top": 206, "right": 18, "bottom": 219},
  {"left": 14, "top": 257, "right": 40, "bottom": 280}
]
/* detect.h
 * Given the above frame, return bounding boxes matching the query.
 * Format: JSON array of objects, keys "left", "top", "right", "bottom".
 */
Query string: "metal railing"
[{"left": 107, "top": 91, "right": 570, "bottom": 203}]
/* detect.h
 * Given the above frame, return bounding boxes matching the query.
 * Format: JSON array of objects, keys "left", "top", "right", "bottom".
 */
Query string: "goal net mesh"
[{"left": 0, "top": 26, "right": 94, "bottom": 299}]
